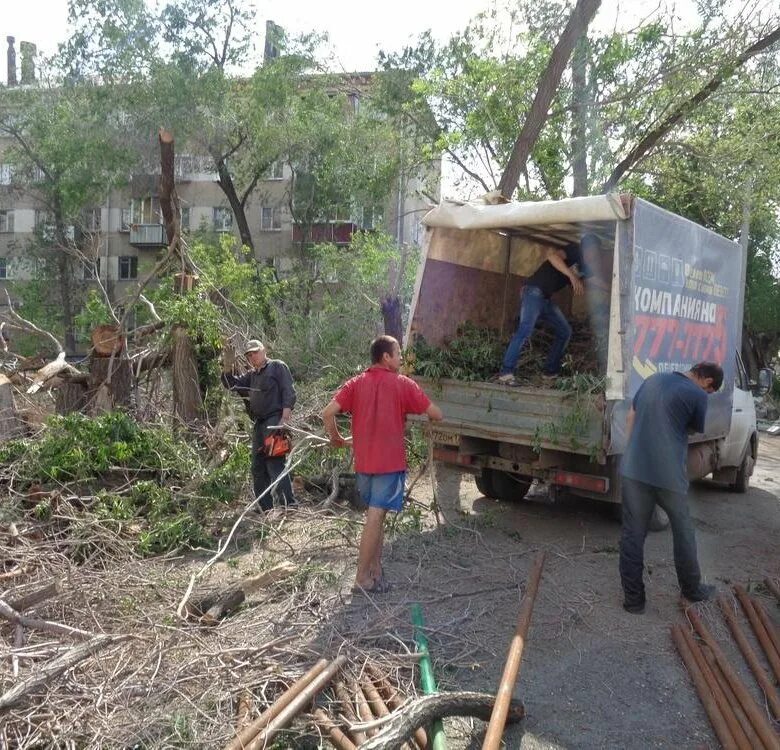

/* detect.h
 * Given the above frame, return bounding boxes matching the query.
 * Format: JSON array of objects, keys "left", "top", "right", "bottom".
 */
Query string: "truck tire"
[
  {"left": 730, "top": 452, "right": 753, "bottom": 494},
  {"left": 477, "top": 468, "right": 531, "bottom": 502}
]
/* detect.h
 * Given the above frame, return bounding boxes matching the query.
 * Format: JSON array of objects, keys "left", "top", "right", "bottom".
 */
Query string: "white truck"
[{"left": 407, "top": 194, "right": 772, "bottom": 509}]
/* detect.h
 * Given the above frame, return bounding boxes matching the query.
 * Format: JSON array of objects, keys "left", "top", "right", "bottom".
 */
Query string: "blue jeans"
[
  {"left": 619, "top": 477, "right": 702, "bottom": 604},
  {"left": 500, "top": 285, "right": 572, "bottom": 375}
]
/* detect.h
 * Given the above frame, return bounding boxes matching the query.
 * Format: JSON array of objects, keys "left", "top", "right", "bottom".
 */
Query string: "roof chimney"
[
  {"left": 6, "top": 36, "right": 17, "bottom": 86},
  {"left": 19, "top": 41, "right": 36, "bottom": 85}
]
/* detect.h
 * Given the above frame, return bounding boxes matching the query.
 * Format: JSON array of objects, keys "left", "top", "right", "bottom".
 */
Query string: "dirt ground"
[{"left": 347, "top": 435, "right": 780, "bottom": 749}]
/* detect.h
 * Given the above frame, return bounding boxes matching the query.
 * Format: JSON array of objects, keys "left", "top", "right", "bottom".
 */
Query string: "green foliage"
[
  {"left": 198, "top": 444, "right": 251, "bottom": 503},
  {"left": 3, "top": 412, "right": 198, "bottom": 486},
  {"left": 408, "top": 323, "right": 505, "bottom": 382}
]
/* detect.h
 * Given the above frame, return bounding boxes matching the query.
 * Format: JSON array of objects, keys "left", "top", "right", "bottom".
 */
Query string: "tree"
[{"left": 0, "top": 82, "right": 138, "bottom": 353}]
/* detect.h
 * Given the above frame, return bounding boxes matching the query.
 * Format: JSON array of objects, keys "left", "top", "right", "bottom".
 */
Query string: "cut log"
[
  {"left": 90, "top": 324, "right": 125, "bottom": 357},
  {"left": 0, "top": 634, "right": 118, "bottom": 710},
  {"left": 185, "top": 562, "right": 297, "bottom": 624},
  {"left": 359, "top": 691, "right": 525, "bottom": 750},
  {"left": 174, "top": 273, "right": 200, "bottom": 294}
]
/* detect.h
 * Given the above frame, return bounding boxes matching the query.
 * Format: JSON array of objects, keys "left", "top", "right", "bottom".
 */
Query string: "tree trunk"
[
  {"left": 602, "top": 24, "right": 780, "bottom": 192},
  {"left": 498, "top": 0, "right": 601, "bottom": 198},
  {"left": 570, "top": 36, "right": 589, "bottom": 197},
  {"left": 158, "top": 128, "right": 179, "bottom": 247},
  {"left": 0, "top": 374, "right": 22, "bottom": 440},
  {"left": 381, "top": 295, "right": 404, "bottom": 345},
  {"left": 171, "top": 324, "right": 204, "bottom": 425},
  {"left": 55, "top": 380, "right": 88, "bottom": 415},
  {"left": 88, "top": 354, "right": 132, "bottom": 414},
  {"left": 215, "top": 157, "right": 255, "bottom": 252}
]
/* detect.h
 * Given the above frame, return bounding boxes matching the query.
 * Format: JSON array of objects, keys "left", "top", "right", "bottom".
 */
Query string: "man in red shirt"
[{"left": 322, "top": 335, "right": 443, "bottom": 593}]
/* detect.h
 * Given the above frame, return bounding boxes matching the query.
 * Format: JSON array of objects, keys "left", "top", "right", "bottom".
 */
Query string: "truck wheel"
[
  {"left": 480, "top": 468, "right": 531, "bottom": 502},
  {"left": 474, "top": 470, "right": 496, "bottom": 498},
  {"left": 730, "top": 452, "right": 753, "bottom": 494}
]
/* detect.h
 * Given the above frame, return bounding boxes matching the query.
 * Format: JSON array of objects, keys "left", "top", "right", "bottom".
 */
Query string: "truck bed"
[{"left": 414, "top": 377, "right": 605, "bottom": 455}]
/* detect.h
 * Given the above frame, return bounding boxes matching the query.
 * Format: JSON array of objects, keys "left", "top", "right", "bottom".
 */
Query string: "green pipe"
[{"left": 411, "top": 603, "right": 447, "bottom": 750}]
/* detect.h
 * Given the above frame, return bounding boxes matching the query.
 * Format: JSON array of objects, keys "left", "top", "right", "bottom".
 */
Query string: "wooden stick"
[
  {"left": 334, "top": 680, "right": 366, "bottom": 746},
  {"left": 671, "top": 625, "right": 737, "bottom": 750},
  {"left": 7, "top": 580, "right": 62, "bottom": 613},
  {"left": 765, "top": 578, "right": 780, "bottom": 606},
  {"left": 0, "top": 598, "right": 94, "bottom": 641},
  {"left": 687, "top": 608, "right": 779, "bottom": 750},
  {"left": 366, "top": 663, "right": 428, "bottom": 750},
  {"left": 752, "top": 598, "right": 780, "bottom": 662},
  {"left": 244, "top": 655, "right": 346, "bottom": 750},
  {"left": 223, "top": 658, "right": 329, "bottom": 750},
  {"left": 701, "top": 646, "right": 763, "bottom": 750},
  {"left": 0, "top": 634, "right": 118, "bottom": 710},
  {"left": 482, "top": 550, "right": 545, "bottom": 750},
  {"left": 679, "top": 625, "right": 750, "bottom": 750},
  {"left": 718, "top": 595, "right": 780, "bottom": 720},
  {"left": 353, "top": 678, "right": 378, "bottom": 738},
  {"left": 236, "top": 691, "right": 253, "bottom": 731},
  {"left": 312, "top": 707, "right": 357, "bottom": 750},
  {"left": 734, "top": 585, "right": 780, "bottom": 682}
]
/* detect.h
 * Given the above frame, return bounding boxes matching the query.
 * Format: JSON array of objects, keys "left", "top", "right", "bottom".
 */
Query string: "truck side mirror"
[{"left": 754, "top": 367, "right": 774, "bottom": 397}]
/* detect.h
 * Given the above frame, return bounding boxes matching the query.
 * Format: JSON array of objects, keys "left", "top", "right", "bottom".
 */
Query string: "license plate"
[{"left": 427, "top": 429, "right": 459, "bottom": 446}]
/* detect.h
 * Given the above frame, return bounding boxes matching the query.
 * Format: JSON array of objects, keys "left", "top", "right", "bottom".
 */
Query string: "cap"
[{"left": 244, "top": 339, "right": 264, "bottom": 353}]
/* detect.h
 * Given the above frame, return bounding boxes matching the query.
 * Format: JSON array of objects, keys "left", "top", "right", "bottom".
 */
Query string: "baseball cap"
[{"left": 244, "top": 339, "right": 264, "bottom": 353}]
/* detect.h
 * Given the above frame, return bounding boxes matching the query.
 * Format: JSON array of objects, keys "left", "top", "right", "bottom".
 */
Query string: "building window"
[
  {"left": 118, "top": 256, "right": 138, "bottom": 280},
  {"left": 0, "top": 210, "right": 13, "bottom": 233},
  {"left": 82, "top": 258, "right": 100, "bottom": 280},
  {"left": 82, "top": 208, "right": 101, "bottom": 232},
  {"left": 180, "top": 206, "right": 190, "bottom": 232},
  {"left": 128, "top": 197, "right": 161, "bottom": 225},
  {"left": 213, "top": 207, "right": 233, "bottom": 232},
  {"left": 260, "top": 206, "right": 281, "bottom": 231},
  {"left": 263, "top": 160, "right": 284, "bottom": 180},
  {"left": 0, "top": 258, "right": 7, "bottom": 279},
  {"left": 0, "top": 165, "right": 13, "bottom": 185}
]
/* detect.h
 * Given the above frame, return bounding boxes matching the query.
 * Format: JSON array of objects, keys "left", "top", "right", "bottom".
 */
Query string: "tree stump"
[
  {"left": 87, "top": 356, "right": 132, "bottom": 414},
  {"left": 0, "top": 375, "right": 22, "bottom": 440},
  {"left": 91, "top": 325, "right": 125, "bottom": 357},
  {"left": 55, "top": 380, "right": 88, "bottom": 415},
  {"left": 171, "top": 324, "right": 204, "bottom": 425}
]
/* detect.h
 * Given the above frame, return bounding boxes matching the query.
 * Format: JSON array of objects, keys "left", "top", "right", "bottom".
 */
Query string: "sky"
[{"left": 1, "top": 0, "right": 495, "bottom": 81}]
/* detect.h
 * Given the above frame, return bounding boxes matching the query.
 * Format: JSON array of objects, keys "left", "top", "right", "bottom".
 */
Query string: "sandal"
[{"left": 351, "top": 578, "right": 393, "bottom": 595}]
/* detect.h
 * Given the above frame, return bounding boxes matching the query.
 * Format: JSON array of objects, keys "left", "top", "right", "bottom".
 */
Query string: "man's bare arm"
[
  {"left": 322, "top": 399, "right": 351, "bottom": 447},
  {"left": 545, "top": 248, "right": 584, "bottom": 295},
  {"left": 426, "top": 403, "right": 443, "bottom": 421}
]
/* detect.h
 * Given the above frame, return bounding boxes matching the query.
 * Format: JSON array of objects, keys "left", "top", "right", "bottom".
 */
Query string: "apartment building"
[{"left": 0, "top": 35, "right": 439, "bottom": 331}]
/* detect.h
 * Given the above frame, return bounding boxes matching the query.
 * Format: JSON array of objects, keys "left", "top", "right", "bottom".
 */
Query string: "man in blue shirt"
[{"left": 619, "top": 361, "right": 724, "bottom": 614}]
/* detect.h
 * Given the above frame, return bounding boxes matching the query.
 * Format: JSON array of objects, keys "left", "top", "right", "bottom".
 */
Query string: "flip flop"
[{"left": 351, "top": 578, "right": 393, "bottom": 595}]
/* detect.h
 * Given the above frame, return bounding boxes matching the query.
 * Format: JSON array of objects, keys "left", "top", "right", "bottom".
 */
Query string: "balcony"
[{"left": 129, "top": 224, "right": 167, "bottom": 248}]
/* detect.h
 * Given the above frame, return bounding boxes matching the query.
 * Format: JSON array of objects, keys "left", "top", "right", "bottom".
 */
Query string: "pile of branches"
[{"left": 409, "top": 319, "right": 602, "bottom": 384}]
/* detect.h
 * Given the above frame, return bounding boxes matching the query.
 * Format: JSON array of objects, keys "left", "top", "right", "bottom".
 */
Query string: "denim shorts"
[{"left": 356, "top": 471, "right": 406, "bottom": 513}]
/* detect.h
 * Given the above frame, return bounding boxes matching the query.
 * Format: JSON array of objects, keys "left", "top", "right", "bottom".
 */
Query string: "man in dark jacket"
[
  {"left": 619, "top": 361, "right": 724, "bottom": 613},
  {"left": 222, "top": 339, "right": 296, "bottom": 510}
]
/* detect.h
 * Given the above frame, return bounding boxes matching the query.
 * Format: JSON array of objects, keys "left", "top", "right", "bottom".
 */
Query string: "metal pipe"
[
  {"left": 700, "top": 646, "right": 763, "bottom": 750},
  {"left": 671, "top": 624, "right": 737, "bottom": 750},
  {"left": 734, "top": 585, "right": 780, "bottom": 682},
  {"left": 312, "top": 707, "right": 357, "bottom": 750},
  {"left": 678, "top": 625, "right": 750, "bottom": 750},
  {"left": 718, "top": 594, "right": 780, "bottom": 720},
  {"left": 244, "top": 655, "right": 347, "bottom": 750},
  {"left": 366, "top": 663, "right": 428, "bottom": 750},
  {"left": 334, "top": 680, "right": 367, "bottom": 746},
  {"left": 223, "top": 658, "right": 329, "bottom": 750},
  {"left": 482, "top": 551, "right": 545, "bottom": 750},
  {"left": 687, "top": 608, "right": 779, "bottom": 750},
  {"left": 412, "top": 602, "right": 447, "bottom": 750}
]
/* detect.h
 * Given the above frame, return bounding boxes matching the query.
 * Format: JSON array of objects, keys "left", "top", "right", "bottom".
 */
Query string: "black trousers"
[{"left": 251, "top": 418, "right": 295, "bottom": 511}]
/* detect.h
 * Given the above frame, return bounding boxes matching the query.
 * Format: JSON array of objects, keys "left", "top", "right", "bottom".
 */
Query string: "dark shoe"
[
  {"left": 682, "top": 584, "right": 716, "bottom": 603},
  {"left": 622, "top": 598, "right": 646, "bottom": 614}
]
